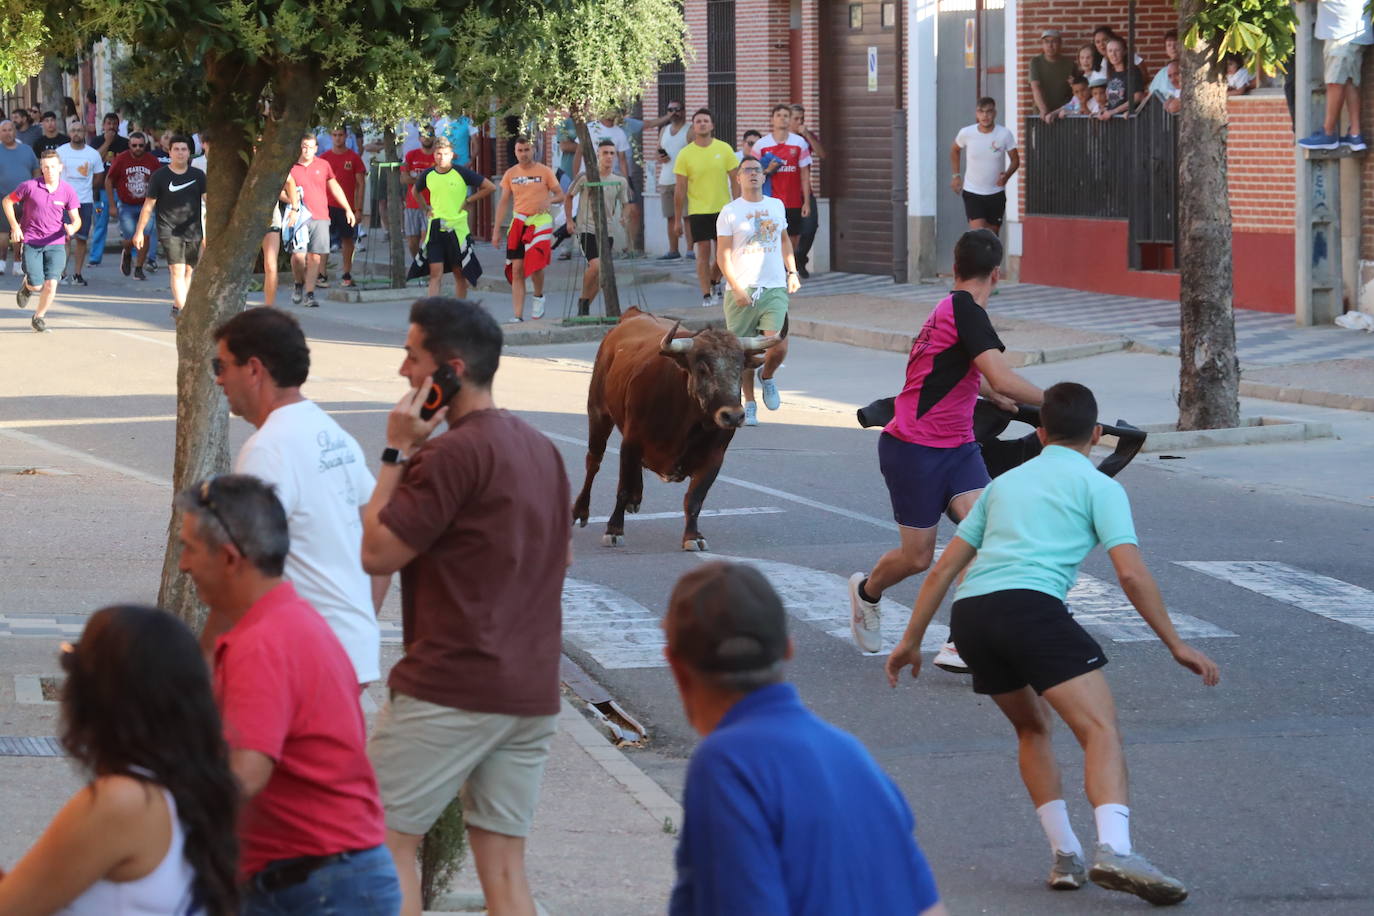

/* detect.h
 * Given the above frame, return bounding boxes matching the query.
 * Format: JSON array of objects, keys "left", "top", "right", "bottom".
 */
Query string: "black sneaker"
[
  {"left": 120, "top": 248, "right": 132, "bottom": 276},
  {"left": 340, "top": 272, "right": 354, "bottom": 288},
  {"left": 72, "top": 274, "right": 87, "bottom": 287},
  {"left": 16, "top": 284, "right": 32, "bottom": 309},
  {"left": 797, "top": 265, "right": 810, "bottom": 279},
  {"left": 146, "top": 258, "right": 158, "bottom": 272},
  {"left": 304, "top": 292, "right": 318, "bottom": 308},
  {"left": 316, "top": 273, "right": 330, "bottom": 288},
  {"left": 134, "top": 265, "right": 146, "bottom": 281},
  {"left": 170, "top": 306, "right": 180, "bottom": 320},
  {"left": 31, "top": 314, "right": 48, "bottom": 333},
  {"left": 291, "top": 284, "right": 303, "bottom": 305}
]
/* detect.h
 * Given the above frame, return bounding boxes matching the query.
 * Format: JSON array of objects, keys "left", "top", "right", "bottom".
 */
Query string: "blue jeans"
[
  {"left": 88, "top": 189, "right": 110, "bottom": 262},
  {"left": 117, "top": 200, "right": 156, "bottom": 262},
  {"left": 240, "top": 845, "right": 401, "bottom": 916},
  {"left": 23, "top": 244, "right": 67, "bottom": 286}
]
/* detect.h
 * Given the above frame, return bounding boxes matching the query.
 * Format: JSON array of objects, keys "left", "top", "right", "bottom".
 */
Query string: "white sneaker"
[
  {"left": 848, "top": 572, "right": 882, "bottom": 653},
  {"left": 743, "top": 401, "right": 758, "bottom": 426},
  {"left": 933, "top": 642, "right": 971, "bottom": 674},
  {"left": 532, "top": 296, "right": 546, "bottom": 319}
]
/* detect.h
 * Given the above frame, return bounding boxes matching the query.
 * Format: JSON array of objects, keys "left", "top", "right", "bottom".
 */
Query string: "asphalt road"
[{"left": 3, "top": 278, "right": 1372, "bottom": 913}]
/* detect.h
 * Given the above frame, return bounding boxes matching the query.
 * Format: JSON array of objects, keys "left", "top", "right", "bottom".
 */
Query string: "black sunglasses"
[{"left": 195, "top": 477, "right": 248, "bottom": 558}]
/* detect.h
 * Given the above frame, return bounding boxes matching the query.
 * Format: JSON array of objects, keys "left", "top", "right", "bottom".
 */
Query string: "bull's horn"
[
  {"left": 660, "top": 321, "right": 693, "bottom": 353},
  {"left": 739, "top": 335, "right": 781, "bottom": 352}
]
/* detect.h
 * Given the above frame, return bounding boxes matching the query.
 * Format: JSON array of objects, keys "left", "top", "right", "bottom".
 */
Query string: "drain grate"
[{"left": 0, "top": 736, "right": 65, "bottom": 757}]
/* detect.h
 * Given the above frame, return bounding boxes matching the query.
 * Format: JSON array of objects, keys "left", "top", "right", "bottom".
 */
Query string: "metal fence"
[
  {"left": 1023, "top": 115, "right": 1132, "bottom": 219},
  {"left": 1128, "top": 96, "right": 1178, "bottom": 250}
]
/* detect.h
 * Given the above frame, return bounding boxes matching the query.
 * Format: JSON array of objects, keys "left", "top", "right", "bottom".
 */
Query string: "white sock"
[
  {"left": 1094, "top": 803, "right": 1131, "bottom": 855},
  {"left": 1036, "top": 800, "right": 1083, "bottom": 856}
]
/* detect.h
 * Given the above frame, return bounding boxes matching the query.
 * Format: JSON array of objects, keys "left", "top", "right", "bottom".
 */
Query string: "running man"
[
  {"left": 566, "top": 139, "right": 629, "bottom": 317},
  {"left": 3, "top": 150, "right": 81, "bottom": 333},
  {"left": 491, "top": 135, "right": 563, "bottom": 322},
  {"left": 54, "top": 124, "right": 105, "bottom": 286},
  {"left": 320, "top": 127, "right": 366, "bottom": 287},
  {"left": 753, "top": 104, "right": 812, "bottom": 248},
  {"left": 673, "top": 108, "right": 739, "bottom": 307},
  {"left": 414, "top": 137, "right": 494, "bottom": 298},
  {"left": 107, "top": 132, "right": 158, "bottom": 279},
  {"left": 134, "top": 134, "right": 206, "bottom": 318},
  {"left": 951, "top": 97, "right": 1019, "bottom": 236},
  {"left": 886, "top": 381, "right": 1219, "bottom": 905},
  {"left": 716, "top": 156, "right": 800, "bottom": 427},
  {"left": 848, "top": 230, "right": 1042, "bottom": 666}
]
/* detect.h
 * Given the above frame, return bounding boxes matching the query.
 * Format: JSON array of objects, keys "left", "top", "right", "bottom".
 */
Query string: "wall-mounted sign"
[{"left": 868, "top": 46, "right": 878, "bottom": 91}]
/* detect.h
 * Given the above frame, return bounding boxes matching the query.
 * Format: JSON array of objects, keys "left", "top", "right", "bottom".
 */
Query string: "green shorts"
[{"left": 724, "top": 286, "right": 789, "bottom": 338}]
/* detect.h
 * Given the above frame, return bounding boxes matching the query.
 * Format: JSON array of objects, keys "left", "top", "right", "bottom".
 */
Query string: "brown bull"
[{"left": 572, "top": 307, "right": 780, "bottom": 551}]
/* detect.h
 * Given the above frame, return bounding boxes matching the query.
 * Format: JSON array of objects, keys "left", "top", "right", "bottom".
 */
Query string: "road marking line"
[
  {"left": 562, "top": 577, "right": 669, "bottom": 669},
  {"left": 112, "top": 330, "right": 176, "bottom": 349},
  {"left": 542, "top": 430, "right": 897, "bottom": 532},
  {"left": 1177, "top": 561, "right": 1374, "bottom": 635},
  {"left": 584, "top": 506, "right": 783, "bottom": 525},
  {"left": 0, "top": 428, "right": 170, "bottom": 489},
  {"left": 1065, "top": 574, "right": 1237, "bottom": 642}
]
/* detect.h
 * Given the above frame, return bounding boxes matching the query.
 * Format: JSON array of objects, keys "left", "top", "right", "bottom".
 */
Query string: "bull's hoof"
[
  {"left": 682, "top": 537, "right": 709, "bottom": 552},
  {"left": 573, "top": 517, "right": 587, "bottom": 528},
  {"left": 602, "top": 534, "right": 626, "bottom": 547},
  {"left": 626, "top": 502, "right": 640, "bottom": 514}
]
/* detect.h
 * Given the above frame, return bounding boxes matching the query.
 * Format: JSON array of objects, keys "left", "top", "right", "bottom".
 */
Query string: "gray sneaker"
[
  {"left": 31, "top": 314, "right": 48, "bottom": 333},
  {"left": 1090, "top": 844, "right": 1187, "bottom": 905},
  {"left": 1048, "top": 851, "right": 1087, "bottom": 890}
]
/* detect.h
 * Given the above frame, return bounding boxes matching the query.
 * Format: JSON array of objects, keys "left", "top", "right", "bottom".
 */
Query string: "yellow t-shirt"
[{"left": 673, "top": 139, "right": 739, "bottom": 215}]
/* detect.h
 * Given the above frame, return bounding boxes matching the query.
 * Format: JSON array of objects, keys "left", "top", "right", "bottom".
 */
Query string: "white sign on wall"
[{"left": 867, "top": 46, "right": 878, "bottom": 91}]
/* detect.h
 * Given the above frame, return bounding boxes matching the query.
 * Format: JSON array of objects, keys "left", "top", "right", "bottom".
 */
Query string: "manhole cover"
[{"left": 0, "top": 736, "right": 65, "bottom": 757}]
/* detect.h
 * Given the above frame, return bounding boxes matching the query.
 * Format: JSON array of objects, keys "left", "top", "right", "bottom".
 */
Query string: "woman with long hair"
[{"left": 0, "top": 605, "right": 239, "bottom": 915}]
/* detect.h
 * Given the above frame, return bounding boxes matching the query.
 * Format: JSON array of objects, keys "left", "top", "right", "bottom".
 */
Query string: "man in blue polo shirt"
[
  {"left": 886, "top": 381, "right": 1219, "bottom": 906},
  {"left": 664, "top": 561, "right": 945, "bottom": 916}
]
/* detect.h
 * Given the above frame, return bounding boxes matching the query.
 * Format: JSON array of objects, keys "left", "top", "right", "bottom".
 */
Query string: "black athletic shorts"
[
  {"left": 158, "top": 233, "right": 202, "bottom": 268},
  {"left": 579, "top": 232, "right": 613, "bottom": 261},
  {"left": 950, "top": 589, "right": 1107, "bottom": 696},
  {"left": 329, "top": 206, "right": 356, "bottom": 241},
  {"left": 785, "top": 207, "right": 803, "bottom": 237},
  {"left": 687, "top": 212, "right": 719, "bottom": 246},
  {"left": 962, "top": 190, "right": 1007, "bottom": 227},
  {"left": 424, "top": 221, "right": 466, "bottom": 273}
]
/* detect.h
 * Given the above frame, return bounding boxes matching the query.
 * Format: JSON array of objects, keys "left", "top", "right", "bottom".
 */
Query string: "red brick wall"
[
  {"left": 1227, "top": 95, "right": 1295, "bottom": 234},
  {"left": 736, "top": 0, "right": 793, "bottom": 146},
  {"left": 1362, "top": 47, "right": 1374, "bottom": 259}
]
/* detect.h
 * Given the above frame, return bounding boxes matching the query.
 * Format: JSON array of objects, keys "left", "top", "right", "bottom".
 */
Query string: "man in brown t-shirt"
[{"left": 361, "top": 297, "right": 571, "bottom": 916}]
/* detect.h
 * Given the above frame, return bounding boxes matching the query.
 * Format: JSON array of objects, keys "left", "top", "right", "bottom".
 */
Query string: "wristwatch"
[{"left": 380, "top": 447, "right": 408, "bottom": 465}]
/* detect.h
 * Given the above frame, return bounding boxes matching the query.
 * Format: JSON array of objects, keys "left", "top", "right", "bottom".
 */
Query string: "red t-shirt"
[
  {"left": 320, "top": 148, "right": 365, "bottom": 207},
  {"left": 288, "top": 157, "right": 336, "bottom": 218},
  {"left": 106, "top": 150, "right": 158, "bottom": 205},
  {"left": 403, "top": 148, "right": 435, "bottom": 209},
  {"left": 753, "top": 132, "right": 812, "bottom": 210},
  {"left": 214, "top": 581, "right": 385, "bottom": 880}
]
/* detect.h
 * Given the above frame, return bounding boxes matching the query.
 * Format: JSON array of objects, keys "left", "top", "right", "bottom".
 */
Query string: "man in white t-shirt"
[
  {"left": 55, "top": 124, "right": 105, "bottom": 286},
  {"left": 717, "top": 155, "right": 801, "bottom": 427},
  {"left": 646, "top": 102, "right": 690, "bottom": 259},
  {"left": 1299, "top": 0, "right": 1374, "bottom": 151},
  {"left": 207, "top": 306, "right": 388, "bottom": 685},
  {"left": 949, "top": 97, "right": 1019, "bottom": 237}
]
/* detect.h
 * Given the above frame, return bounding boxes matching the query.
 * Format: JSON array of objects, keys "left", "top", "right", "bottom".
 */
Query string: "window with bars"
[
  {"left": 658, "top": 59, "right": 685, "bottom": 115},
  {"left": 707, "top": 0, "right": 736, "bottom": 146}
]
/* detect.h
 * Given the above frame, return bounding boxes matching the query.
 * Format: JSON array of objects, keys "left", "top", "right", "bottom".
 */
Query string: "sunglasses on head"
[{"left": 195, "top": 477, "right": 248, "bottom": 558}]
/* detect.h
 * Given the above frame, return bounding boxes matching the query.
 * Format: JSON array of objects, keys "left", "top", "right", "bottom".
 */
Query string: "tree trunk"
[
  {"left": 1176, "top": 3, "right": 1240, "bottom": 431},
  {"left": 38, "top": 57, "right": 63, "bottom": 116},
  {"left": 384, "top": 128, "right": 407, "bottom": 288},
  {"left": 156, "top": 59, "right": 324, "bottom": 630},
  {"left": 573, "top": 115, "right": 621, "bottom": 318}
]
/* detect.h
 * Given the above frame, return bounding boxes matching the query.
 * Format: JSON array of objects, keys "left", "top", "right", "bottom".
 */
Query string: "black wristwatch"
[{"left": 380, "top": 447, "right": 408, "bottom": 465}]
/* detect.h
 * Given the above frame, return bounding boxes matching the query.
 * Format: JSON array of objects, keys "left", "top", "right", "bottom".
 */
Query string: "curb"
[
  {"left": 1238, "top": 381, "right": 1374, "bottom": 413},
  {"left": 1103, "top": 416, "right": 1335, "bottom": 452},
  {"left": 557, "top": 698, "right": 684, "bottom": 831},
  {"left": 502, "top": 314, "right": 718, "bottom": 349},
  {"left": 785, "top": 316, "right": 1128, "bottom": 365}
]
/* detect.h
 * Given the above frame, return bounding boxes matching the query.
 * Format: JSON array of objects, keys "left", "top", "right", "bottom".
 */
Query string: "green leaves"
[{"left": 1182, "top": 0, "right": 1296, "bottom": 73}]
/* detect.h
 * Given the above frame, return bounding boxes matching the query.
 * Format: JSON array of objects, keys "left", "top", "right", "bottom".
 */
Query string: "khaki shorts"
[
  {"left": 659, "top": 184, "right": 676, "bottom": 219},
  {"left": 724, "top": 286, "right": 789, "bottom": 338},
  {"left": 368, "top": 692, "right": 557, "bottom": 838},
  {"left": 1324, "top": 38, "right": 1368, "bottom": 86}
]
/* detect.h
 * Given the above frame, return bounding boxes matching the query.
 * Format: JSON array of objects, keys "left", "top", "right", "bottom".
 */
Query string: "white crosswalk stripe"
[{"left": 1176, "top": 561, "right": 1374, "bottom": 635}]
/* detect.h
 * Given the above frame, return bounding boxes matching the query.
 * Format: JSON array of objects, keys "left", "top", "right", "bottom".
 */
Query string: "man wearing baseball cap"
[
  {"left": 663, "top": 561, "right": 946, "bottom": 915},
  {"left": 1030, "top": 29, "right": 1075, "bottom": 122}
]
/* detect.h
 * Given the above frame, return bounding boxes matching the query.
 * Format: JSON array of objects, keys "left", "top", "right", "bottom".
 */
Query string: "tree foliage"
[
  {"left": 1181, "top": 0, "right": 1296, "bottom": 73},
  {"left": 0, "top": 1, "right": 48, "bottom": 91}
]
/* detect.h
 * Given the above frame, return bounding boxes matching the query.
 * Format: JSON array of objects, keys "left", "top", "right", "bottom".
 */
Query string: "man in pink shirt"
[
  {"left": 846, "top": 230, "right": 1042, "bottom": 670},
  {"left": 176, "top": 474, "right": 400, "bottom": 914},
  {"left": 288, "top": 134, "right": 355, "bottom": 307}
]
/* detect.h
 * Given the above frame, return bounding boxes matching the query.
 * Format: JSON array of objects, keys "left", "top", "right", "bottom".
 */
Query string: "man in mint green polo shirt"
[{"left": 885, "top": 381, "right": 1219, "bottom": 907}]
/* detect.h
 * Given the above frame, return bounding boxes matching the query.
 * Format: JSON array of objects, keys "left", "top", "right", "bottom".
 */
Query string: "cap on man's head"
[
  {"left": 1041, "top": 29, "right": 1061, "bottom": 39},
  {"left": 1088, "top": 75, "right": 1108, "bottom": 88},
  {"left": 666, "top": 562, "right": 789, "bottom": 674}
]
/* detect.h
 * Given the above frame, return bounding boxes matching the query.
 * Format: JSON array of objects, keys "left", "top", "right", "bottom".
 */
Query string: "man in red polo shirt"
[
  {"left": 176, "top": 474, "right": 400, "bottom": 914},
  {"left": 320, "top": 127, "right": 366, "bottom": 287},
  {"left": 288, "top": 134, "right": 355, "bottom": 307}
]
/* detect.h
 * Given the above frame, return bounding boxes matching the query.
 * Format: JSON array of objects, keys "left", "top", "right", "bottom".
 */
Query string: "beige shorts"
[
  {"left": 659, "top": 184, "right": 677, "bottom": 219},
  {"left": 1324, "top": 38, "right": 1368, "bottom": 86},
  {"left": 368, "top": 692, "right": 557, "bottom": 838}
]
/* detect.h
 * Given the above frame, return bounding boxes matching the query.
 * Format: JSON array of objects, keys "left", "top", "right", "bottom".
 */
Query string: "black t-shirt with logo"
[
  {"left": 146, "top": 166, "right": 207, "bottom": 238},
  {"left": 32, "top": 133, "right": 69, "bottom": 155}
]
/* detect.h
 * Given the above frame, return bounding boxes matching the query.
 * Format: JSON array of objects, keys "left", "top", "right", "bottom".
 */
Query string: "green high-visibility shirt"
[{"left": 416, "top": 165, "right": 486, "bottom": 238}]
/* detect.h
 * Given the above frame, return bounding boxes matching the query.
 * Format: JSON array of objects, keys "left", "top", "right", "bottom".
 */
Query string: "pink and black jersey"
[
  {"left": 753, "top": 133, "right": 812, "bottom": 210},
  {"left": 885, "top": 291, "right": 1004, "bottom": 448}
]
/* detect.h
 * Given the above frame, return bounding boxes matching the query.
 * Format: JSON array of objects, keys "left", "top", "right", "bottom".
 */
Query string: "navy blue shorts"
[{"left": 878, "top": 434, "right": 990, "bottom": 529}]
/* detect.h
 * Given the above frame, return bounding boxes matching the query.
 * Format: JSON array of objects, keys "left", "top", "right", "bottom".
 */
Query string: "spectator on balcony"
[
  {"left": 1088, "top": 76, "right": 1110, "bottom": 117},
  {"left": 950, "top": 97, "right": 1018, "bottom": 237},
  {"left": 1074, "top": 44, "right": 1097, "bottom": 82},
  {"left": 1090, "top": 26, "right": 1115, "bottom": 77},
  {"left": 1053, "top": 77, "right": 1094, "bottom": 119},
  {"left": 1100, "top": 38, "right": 1146, "bottom": 119},
  {"left": 1031, "top": 29, "right": 1075, "bottom": 123},
  {"left": 1150, "top": 61, "right": 1183, "bottom": 114},
  {"left": 1147, "top": 30, "right": 1181, "bottom": 100},
  {"left": 1226, "top": 54, "right": 1255, "bottom": 96},
  {"left": 1299, "top": 0, "right": 1372, "bottom": 152}
]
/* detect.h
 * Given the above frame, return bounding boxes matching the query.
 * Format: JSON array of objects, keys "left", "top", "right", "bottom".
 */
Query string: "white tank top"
[{"left": 58, "top": 785, "right": 200, "bottom": 915}]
